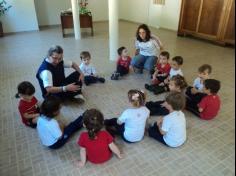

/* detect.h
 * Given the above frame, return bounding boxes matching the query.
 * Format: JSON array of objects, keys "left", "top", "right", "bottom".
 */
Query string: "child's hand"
[
  {"left": 164, "top": 79, "right": 169, "bottom": 84},
  {"left": 159, "top": 82, "right": 165, "bottom": 86},
  {"left": 191, "top": 87, "right": 198, "bottom": 94},
  {"left": 117, "top": 153, "right": 123, "bottom": 159}
]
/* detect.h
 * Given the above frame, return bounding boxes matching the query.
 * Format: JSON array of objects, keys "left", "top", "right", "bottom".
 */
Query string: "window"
[{"left": 153, "top": 0, "right": 165, "bottom": 5}]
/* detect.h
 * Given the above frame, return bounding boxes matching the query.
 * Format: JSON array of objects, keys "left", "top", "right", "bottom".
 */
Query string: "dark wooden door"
[
  {"left": 197, "top": 0, "right": 226, "bottom": 36},
  {"left": 223, "top": 0, "right": 235, "bottom": 43},
  {"left": 180, "top": 0, "right": 202, "bottom": 32}
]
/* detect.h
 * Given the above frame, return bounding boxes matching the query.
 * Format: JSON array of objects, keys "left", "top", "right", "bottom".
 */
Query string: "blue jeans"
[
  {"left": 131, "top": 54, "right": 157, "bottom": 71},
  {"left": 49, "top": 115, "right": 83, "bottom": 149}
]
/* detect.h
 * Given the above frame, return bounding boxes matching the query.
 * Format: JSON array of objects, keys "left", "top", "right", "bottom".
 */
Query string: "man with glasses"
[{"left": 36, "top": 45, "right": 85, "bottom": 102}]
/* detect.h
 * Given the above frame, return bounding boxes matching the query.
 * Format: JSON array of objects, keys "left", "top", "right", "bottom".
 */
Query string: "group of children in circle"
[{"left": 15, "top": 46, "right": 221, "bottom": 167}]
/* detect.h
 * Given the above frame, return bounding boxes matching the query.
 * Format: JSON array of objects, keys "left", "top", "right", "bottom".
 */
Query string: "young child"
[
  {"left": 111, "top": 46, "right": 132, "bottom": 80},
  {"left": 80, "top": 51, "right": 105, "bottom": 85},
  {"left": 104, "top": 89, "right": 150, "bottom": 143},
  {"left": 77, "top": 109, "right": 122, "bottom": 167},
  {"left": 148, "top": 91, "right": 186, "bottom": 147},
  {"left": 146, "top": 75, "right": 188, "bottom": 116},
  {"left": 186, "top": 79, "right": 221, "bottom": 120},
  {"left": 145, "top": 56, "right": 183, "bottom": 95},
  {"left": 185, "top": 64, "right": 212, "bottom": 103},
  {"left": 15, "top": 81, "right": 40, "bottom": 128},
  {"left": 145, "top": 51, "right": 171, "bottom": 88},
  {"left": 37, "top": 96, "right": 83, "bottom": 149}
]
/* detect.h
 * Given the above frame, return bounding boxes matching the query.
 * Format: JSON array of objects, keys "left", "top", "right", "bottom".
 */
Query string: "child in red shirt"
[
  {"left": 77, "top": 109, "right": 122, "bottom": 167},
  {"left": 15, "top": 81, "right": 40, "bottom": 128},
  {"left": 145, "top": 51, "right": 171, "bottom": 91},
  {"left": 186, "top": 79, "right": 221, "bottom": 120},
  {"left": 111, "top": 46, "right": 132, "bottom": 80}
]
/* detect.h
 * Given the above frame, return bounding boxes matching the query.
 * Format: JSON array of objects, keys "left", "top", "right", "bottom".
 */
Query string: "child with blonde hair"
[
  {"left": 15, "top": 81, "right": 40, "bottom": 128},
  {"left": 105, "top": 89, "right": 150, "bottom": 143},
  {"left": 77, "top": 109, "right": 122, "bottom": 167},
  {"left": 80, "top": 51, "right": 105, "bottom": 85}
]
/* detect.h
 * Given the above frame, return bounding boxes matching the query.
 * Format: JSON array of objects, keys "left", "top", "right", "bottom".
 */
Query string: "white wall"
[
  {"left": 34, "top": 0, "right": 71, "bottom": 26},
  {"left": 1, "top": 0, "right": 38, "bottom": 33},
  {"left": 119, "top": 0, "right": 149, "bottom": 24},
  {"left": 34, "top": 0, "right": 108, "bottom": 26},
  {"left": 160, "top": 0, "right": 182, "bottom": 30}
]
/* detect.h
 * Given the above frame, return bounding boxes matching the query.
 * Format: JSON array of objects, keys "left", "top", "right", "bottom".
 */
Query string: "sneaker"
[
  {"left": 98, "top": 77, "right": 105, "bottom": 83},
  {"left": 114, "top": 73, "right": 120, "bottom": 80},
  {"left": 145, "top": 84, "right": 154, "bottom": 92},
  {"left": 74, "top": 94, "right": 85, "bottom": 103},
  {"left": 153, "top": 86, "right": 166, "bottom": 95}
]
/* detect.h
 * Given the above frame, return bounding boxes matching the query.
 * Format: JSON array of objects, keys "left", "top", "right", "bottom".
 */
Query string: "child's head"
[
  {"left": 117, "top": 46, "right": 128, "bottom": 57},
  {"left": 164, "top": 91, "right": 186, "bottom": 111},
  {"left": 128, "top": 89, "right": 146, "bottom": 107},
  {"left": 171, "top": 56, "right": 183, "bottom": 70},
  {"left": 198, "top": 64, "right": 212, "bottom": 80},
  {"left": 203, "top": 79, "right": 220, "bottom": 95},
  {"left": 80, "top": 51, "right": 91, "bottom": 65},
  {"left": 169, "top": 75, "right": 188, "bottom": 92},
  {"left": 159, "top": 51, "right": 170, "bottom": 65},
  {"left": 83, "top": 109, "right": 104, "bottom": 140},
  {"left": 16, "top": 81, "right": 35, "bottom": 100},
  {"left": 40, "top": 96, "right": 61, "bottom": 118}
]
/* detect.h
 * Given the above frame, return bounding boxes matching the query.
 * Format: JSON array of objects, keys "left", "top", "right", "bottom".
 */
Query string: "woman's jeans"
[{"left": 131, "top": 54, "right": 157, "bottom": 71}]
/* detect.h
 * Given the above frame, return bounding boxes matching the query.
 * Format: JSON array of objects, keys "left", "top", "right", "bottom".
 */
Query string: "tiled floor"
[{"left": 0, "top": 21, "right": 235, "bottom": 176}]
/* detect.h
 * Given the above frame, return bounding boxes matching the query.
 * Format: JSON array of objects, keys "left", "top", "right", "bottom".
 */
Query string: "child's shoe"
[
  {"left": 145, "top": 84, "right": 155, "bottom": 92},
  {"left": 111, "top": 72, "right": 120, "bottom": 80},
  {"left": 153, "top": 86, "right": 166, "bottom": 95},
  {"left": 98, "top": 77, "right": 105, "bottom": 83}
]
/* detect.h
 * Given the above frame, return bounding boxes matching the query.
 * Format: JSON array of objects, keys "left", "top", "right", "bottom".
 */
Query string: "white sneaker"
[{"left": 74, "top": 94, "right": 85, "bottom": 103}]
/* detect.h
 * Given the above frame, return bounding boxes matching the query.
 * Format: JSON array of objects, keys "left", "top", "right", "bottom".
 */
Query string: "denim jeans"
[
  {"left": 131, "top": 54, "right": 157, "bottom": 71},
  {"left": 49, "top": 115, "right": 83, "bottom": 149}
]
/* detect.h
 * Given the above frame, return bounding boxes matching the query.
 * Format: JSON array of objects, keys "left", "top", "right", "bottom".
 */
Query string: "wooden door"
[
  {"left": 197, "top": 0, "right": 227, "bottom": 37},
  {"left": 179, "top": 0, "right": 202, "bottom": 32},
  {"left": 223, "top": 0, "right": 235, "bottom": 44}
]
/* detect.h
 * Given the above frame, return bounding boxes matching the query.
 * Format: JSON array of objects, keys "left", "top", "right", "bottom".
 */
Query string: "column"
[
  {"left": 71, "top": 0, "right": 81, "bottom": 40},
  {"left": 108, "top": 0, "right": 119, "bottom": 61}
]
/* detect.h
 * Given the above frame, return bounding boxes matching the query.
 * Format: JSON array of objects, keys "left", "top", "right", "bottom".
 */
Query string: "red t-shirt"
[
  {"left": 18, "top": 96, "right": 39, "bottom": 125},
  {"left": 198, "top": 94, "right": 221, "bottom": 120},
  {"left": 156, "top": 63, "right": 171, "bottom": 75},
  {"left": 78, "top": 130, "right": 113, "bottom": 164},
  {"left": 117, "top": 56, "right": 131, "bottom": 70}
]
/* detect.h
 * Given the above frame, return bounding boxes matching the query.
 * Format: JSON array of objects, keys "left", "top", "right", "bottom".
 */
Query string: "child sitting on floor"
[
  {"left": 146, "top": 75, "right": 188, "bottom": 116},
  {"left": 145, "top": 51, "right": 171, "bottom": 88},
  {"left": 185, "top": 64, "right": 212, "bottom": 103},
  {"left": 111, "top": 46, "right": 132, "bottom": 80},
  {"left": 104, "top": 89, "right": 150, "bottom": 143},
  {"left": 145, "top": 56, "right": 183, "bottom": 95},
  {"left": 37, "top": 96, "right": 83, "bottom": 149},
  {"left": 148, "top": 91, "right": 186, "bottom": 147},
  {"left": 80, "top": 51, "right": 105, "bottom": 85},
  {"left": 185, "top": 79, "right": 221, "bottom": 120},
  {"left": 15, "top": 81, "right": 40, "bottom": 128},
  {"left": 77, "top": 109, "right": 122, "bottom": 167}
]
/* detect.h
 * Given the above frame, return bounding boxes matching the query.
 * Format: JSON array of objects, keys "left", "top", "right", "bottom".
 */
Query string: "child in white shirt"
[
  {"left": 185, "top": 64, "right": 212, "bottom": 103},
  {"left": 79, "top": 51, "right": 105, "bottom": 86},
  {"left": 148, "top": 91, "right": 186, "bottom": 147},
  {"left": 148, "top": 56, "right": 183, "bottom": 95},
  {"left": 104, "top": 89, "right": 150, "bottom": 143}
]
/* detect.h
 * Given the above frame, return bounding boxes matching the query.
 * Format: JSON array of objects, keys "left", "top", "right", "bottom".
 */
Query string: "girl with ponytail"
[
  {"left": 104, "top": 89, "right": 150, "bottom": 143},
  {"left": 77, "top": 109, "right": 122, "bottom": 167}
]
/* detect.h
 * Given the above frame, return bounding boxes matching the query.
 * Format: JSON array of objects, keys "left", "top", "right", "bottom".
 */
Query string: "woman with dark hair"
[{"left": 131, "top": 24, "right": 163, "bottom": 73}]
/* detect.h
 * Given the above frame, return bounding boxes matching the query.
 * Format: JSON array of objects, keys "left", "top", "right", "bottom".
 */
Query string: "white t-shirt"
[
  {"left": 169, "top": 68, "right": 183, "bottom": 78},
  {"left": 37, "top": 115, "right": 62, "bottom": 146},
  {"left": 162, "top": 111, "right": 186, "bottom": 147},
  {"left": 193, "top": 77, "right": 203, "bottom": 91},
  {"left": 40, "top": 58, "right": 72, "bottom": 88},
  {"left": 79, "top": 62, "right": 96, "bottom": 76},
  {"left": 118, "top": 106, "right": 150, "bottom": 142},
  {"left": 135, "top": 35, "right": 162, "bottom": 56}
]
